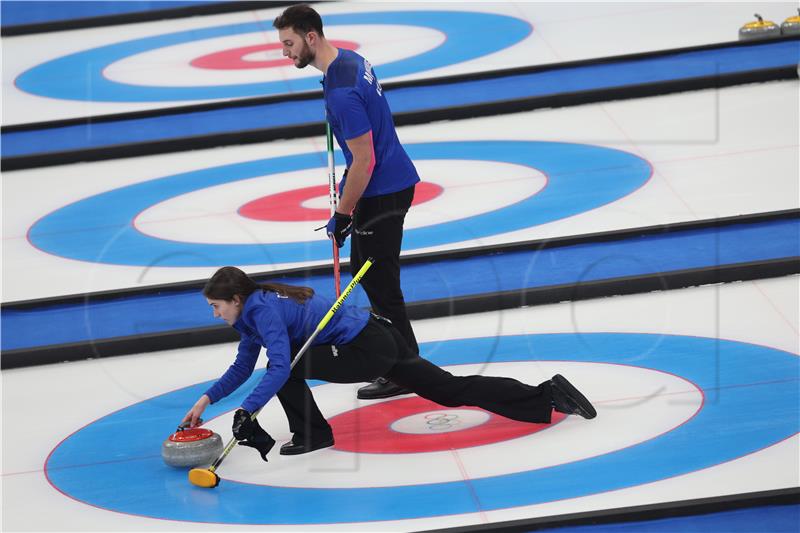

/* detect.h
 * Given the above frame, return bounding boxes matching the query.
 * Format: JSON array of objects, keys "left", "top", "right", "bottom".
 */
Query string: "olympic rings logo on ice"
[{"left": 424, "top": 413, "right": 462, "bottom": 431}]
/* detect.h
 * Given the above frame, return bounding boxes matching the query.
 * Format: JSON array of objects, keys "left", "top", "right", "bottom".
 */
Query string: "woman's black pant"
[{"left": 277, "top": 317, "right": 554, "bottom": 445}]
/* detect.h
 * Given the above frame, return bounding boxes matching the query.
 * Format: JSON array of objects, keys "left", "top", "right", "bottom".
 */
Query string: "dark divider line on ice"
[
  {"left": 2, "top": 210, "right": 798, "bottom": 369},
  {"left": 4, "top": 257, "right": 796, "bottom": 370},
  {"left": 416, "top": 487, "right": 800, "bottom": 533},
  {"left": 0, "top": 1, "right": 306, "bottom": 37},
  {"left": 2, "top": 37, "right": 798, "bottom": 170},
  {"left": 6, "top": 209, "right": 796, "bottom": 310}
]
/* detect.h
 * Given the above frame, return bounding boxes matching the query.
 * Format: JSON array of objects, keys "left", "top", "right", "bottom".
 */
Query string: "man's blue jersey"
[{"left": 323, "top": 49, "right": 420, "bottom": 198}]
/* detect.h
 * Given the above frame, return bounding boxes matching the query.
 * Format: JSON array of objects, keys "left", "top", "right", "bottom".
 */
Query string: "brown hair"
[
  {"left": 272, "top": 4, "right": 324, "bottom": 36},
  {"left": 203, "top": 266, "right": 313, "bottom": 304}
]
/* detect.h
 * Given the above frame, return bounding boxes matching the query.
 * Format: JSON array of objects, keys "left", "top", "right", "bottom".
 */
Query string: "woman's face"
[{"left": 207, "top": 297, "right": 242, "bottom": 325}]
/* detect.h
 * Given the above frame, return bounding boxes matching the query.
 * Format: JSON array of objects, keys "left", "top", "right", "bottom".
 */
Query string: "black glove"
[
  {"left": 232, "top": 408, "right": 254, "bottom": 440},
  {"left": 238, "top": 419, "right": 275, "bottom": 462},
  {"left": 232, "top": 409, "right": 275, "bottom": 462},
  {"left": 326, "top": 212, "right": 352, "bottom": 248}
]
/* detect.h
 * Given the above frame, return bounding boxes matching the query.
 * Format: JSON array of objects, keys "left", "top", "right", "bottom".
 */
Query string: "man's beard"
[{"left": 294, "top": 41, "right": 314, "bottom": 69}]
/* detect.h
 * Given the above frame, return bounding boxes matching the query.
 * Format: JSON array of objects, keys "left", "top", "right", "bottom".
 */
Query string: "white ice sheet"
[
  {"left": 2, "top": 276, "right": 797, "bottom": 531},
  {"left": 3, "top": 81, "right": 797, "bottom": 302},
  {"left": 2, "top": 2, "right": 794, "bottom": 124}
]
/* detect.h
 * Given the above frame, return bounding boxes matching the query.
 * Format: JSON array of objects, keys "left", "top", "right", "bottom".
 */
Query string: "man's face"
[{"left": 278, "top": 27, "right": 314, "bottom": 69}]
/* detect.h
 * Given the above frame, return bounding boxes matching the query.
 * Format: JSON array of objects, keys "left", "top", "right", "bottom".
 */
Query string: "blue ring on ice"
[
  {"left": 45, "top": 333, "right": 800, "bottom": 524},
  {"left": 28, "top": 140, "right": 651, "bottom": 266},
  {"left": 16, "top": 11, "right": 532, "bottom": 101}
]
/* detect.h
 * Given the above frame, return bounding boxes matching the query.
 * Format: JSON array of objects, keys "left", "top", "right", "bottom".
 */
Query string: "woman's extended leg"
[{"left": 380, "top": 325, "right": 595, "bottom": 423}]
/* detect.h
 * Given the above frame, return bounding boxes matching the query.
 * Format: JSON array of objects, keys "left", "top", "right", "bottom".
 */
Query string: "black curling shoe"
[
  {"left": 551, "top": 374, "right": 597, "bottom": 419},
  {"left": 279, "top": 437, "right": 335, "bottom": 455},
  {"left": 357, "top": 377, "right": 411, "bottom": 399}
]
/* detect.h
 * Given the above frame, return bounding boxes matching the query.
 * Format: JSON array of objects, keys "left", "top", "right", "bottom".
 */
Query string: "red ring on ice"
[
  {"left": 191, "top": 40, "right": 360, "bottom": 70},
  {"left": 329, "top": 395, "right": 566, "bottom": 454},
  {"left": 238, "top": 181, "right": 444, "bottom": 222}
]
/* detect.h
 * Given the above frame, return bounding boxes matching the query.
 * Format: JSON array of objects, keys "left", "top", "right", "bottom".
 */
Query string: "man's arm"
[{"left": 337, "top": 130, "right": 375, "bottom": 214}]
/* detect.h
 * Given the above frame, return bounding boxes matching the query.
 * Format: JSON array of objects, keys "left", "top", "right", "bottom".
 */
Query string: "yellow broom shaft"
[{"left": 317, "top": 258, "right": 373, "bottom": 331}]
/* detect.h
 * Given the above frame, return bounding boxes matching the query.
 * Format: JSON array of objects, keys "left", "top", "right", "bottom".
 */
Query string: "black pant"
[
  {"left": 350, "top": 185, "right": 419, "bottom": 355},
  {"left": 278, "top": 317, "right": 554, "bottom": 443}
]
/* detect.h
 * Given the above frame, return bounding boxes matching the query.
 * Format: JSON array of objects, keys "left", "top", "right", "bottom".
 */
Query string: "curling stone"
[
  {"left": 781, "top": 9, "right": 800, "bottom": 36},
  {"left": 162, "top": 427, "right": 223, "bottom": 468},
  {"left": 739, "top": 14, "right": 780, "bottom": 40}
]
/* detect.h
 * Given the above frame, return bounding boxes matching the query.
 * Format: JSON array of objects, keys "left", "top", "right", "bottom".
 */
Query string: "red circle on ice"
[
  {"left": 168, "top": 428, "right": 215, "bottom": 442},
  {"left": 191, "top": 40, "right": 360, "bottom": 70},
  {"left": 329, "top": 395, "right": 566, "bottom": 454},
  {"left": 238, "top": 181, "right": 444, "bottom": 222}
]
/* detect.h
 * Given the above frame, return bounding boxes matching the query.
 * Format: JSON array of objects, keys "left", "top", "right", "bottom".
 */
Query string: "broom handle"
[{"left": 326, "top": 122, "right": 342, "bottom": 297}]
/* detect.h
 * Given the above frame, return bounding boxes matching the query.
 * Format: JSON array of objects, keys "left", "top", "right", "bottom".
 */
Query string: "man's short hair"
[{"left": 273, "top": 4, "right": 324, "bottom": 36}]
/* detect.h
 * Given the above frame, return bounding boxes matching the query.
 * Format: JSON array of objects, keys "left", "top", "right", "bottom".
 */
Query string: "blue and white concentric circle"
[
  {"left": 28, "top": 141, "right": 652, "bottom": 267},
  {"left": 45, "top": 333, "right": 799, "bottom": 525},
  {"left": 16, "top": 11, "right": 532, "bottom": 102}
]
